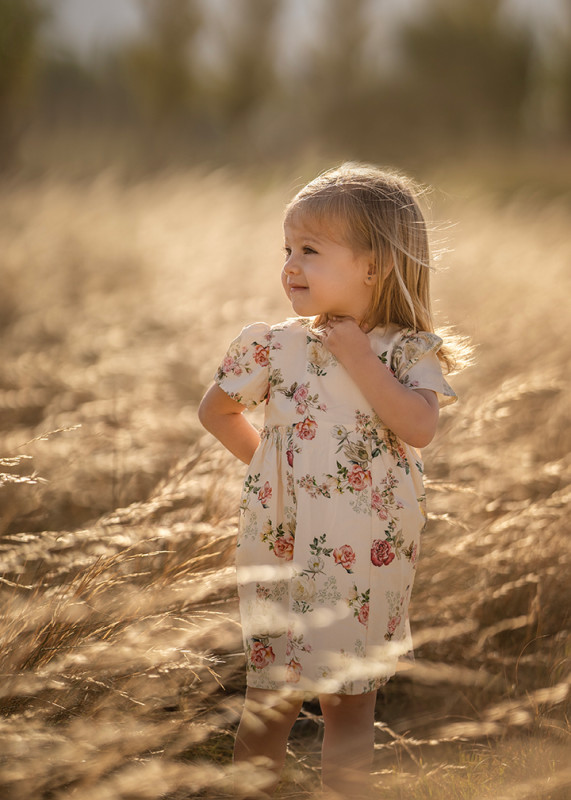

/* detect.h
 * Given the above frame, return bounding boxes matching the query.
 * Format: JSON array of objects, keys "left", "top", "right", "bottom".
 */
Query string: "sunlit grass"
[{"left": 0, "top": 168, "right": 569, "bottom": 798}]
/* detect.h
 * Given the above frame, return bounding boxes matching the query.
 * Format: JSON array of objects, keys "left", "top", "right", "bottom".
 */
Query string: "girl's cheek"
[{"left": 281, "top": 270, "right": 290, "bottom": 297}]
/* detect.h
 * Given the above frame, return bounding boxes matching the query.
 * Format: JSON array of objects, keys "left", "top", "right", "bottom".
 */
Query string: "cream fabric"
[{"left": 215, "top": 318, "right": 456, "bottom": 695}]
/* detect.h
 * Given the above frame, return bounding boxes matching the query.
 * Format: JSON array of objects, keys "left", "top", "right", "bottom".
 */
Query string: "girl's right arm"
[{"left": 198, "top": 384, "right": 261, "bottom": 464}]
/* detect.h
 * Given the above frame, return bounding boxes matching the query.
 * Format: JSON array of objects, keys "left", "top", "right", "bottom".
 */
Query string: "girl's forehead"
[{"left": 284, "top": 208, "right": 346, "bottom": 243}]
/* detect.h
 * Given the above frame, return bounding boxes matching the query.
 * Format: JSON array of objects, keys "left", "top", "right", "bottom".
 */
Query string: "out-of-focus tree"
[
  {"left": 121, "top": 0, "right": 202, "bottom": 127},
  {"left": 0, "top": 0, "right": 46, "bottom": 170},
  {"left": 396, "top": 0, "right": 534, "bottom": 150},
  {"left": 297, "top": 0, "right": 379, "bottom": 157},
  {"left": 556, "top": 8, "right": 571, "bottom": 141},
  {"left": 38, "top": 55, "right": 105, "bottom": 126},
  {"left": 205, "top": 0, "right": 282, "bottom": 154}
]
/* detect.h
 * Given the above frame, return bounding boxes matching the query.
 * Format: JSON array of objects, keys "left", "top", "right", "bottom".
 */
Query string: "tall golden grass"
[{"left": 0, "top": 169, "right": 569, "bottom": 799}]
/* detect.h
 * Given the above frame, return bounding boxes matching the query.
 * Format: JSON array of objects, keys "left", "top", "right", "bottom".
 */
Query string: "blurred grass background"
[{"left": 1, "top": 1, "right": 570, "bottom": 798}]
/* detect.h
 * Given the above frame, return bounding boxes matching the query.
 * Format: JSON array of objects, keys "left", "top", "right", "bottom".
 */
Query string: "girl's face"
[{"left": 282, "top": 215, "right": 374, "bottom": 324}]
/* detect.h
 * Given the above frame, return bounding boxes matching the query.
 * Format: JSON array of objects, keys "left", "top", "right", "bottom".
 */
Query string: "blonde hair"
[{"left": 285, "top": 162, "right": 465, "bottom": 373}]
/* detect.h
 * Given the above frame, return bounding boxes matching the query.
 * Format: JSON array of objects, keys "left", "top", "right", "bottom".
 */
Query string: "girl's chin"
[{"left": 290, "top": 299, "right": 319, "bottom": 316}]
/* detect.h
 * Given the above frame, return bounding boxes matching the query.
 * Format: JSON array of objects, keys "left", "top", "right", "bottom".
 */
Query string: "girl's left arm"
[{"left": 321, "top": 317, "right": 439, "bottom": 448}]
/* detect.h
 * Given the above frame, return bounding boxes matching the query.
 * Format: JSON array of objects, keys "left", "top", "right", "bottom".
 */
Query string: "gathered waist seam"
[{"left": 260, "top": 423, "right": 390, "bottom": 438}]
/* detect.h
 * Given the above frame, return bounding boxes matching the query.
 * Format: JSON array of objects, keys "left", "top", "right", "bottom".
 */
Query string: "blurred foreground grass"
[{"left": 0, "top": 168, "right": 569, "bottom": 799}]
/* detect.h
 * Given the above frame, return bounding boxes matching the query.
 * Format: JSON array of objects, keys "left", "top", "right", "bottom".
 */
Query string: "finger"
[{"left": 330, "top": 315, "right": 354, "bottom": 325}]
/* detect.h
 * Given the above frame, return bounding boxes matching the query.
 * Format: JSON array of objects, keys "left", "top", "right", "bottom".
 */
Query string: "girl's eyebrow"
[{"left": 285, "top": 229, "right": 328, "bottom": 246}]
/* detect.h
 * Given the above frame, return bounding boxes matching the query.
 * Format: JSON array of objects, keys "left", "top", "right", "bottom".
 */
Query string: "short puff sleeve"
[
  {"left": 214, "top": 323, "right": 272, "bottom": 409},
  {"left": 391, "top": 331, "right": 457, "bottom": 407}
]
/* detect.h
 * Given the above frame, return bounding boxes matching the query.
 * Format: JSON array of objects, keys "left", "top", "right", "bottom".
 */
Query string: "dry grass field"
[{"left": 0, "top": 166, "right": 570, "bottom": 799}]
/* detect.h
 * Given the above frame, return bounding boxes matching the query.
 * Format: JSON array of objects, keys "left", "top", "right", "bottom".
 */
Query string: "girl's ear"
[
  {"left": 366, "top": 263, "right": 376, "bottom": 284},
  {"left": 380, "top": 259, "right": 394, "bottom": 280}
]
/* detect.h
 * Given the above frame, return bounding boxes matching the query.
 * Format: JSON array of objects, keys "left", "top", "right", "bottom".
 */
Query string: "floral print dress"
[{"left": 215, "top": 318, "right": 456, "bottom": 695}]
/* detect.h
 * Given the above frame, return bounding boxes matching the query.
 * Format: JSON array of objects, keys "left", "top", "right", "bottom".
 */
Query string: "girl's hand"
[
  {"left": 320, "top": 316, "right": 372, "bottom": 365},
  {"left": 319, "top": 315, "right": 439, "bottom": 448}
]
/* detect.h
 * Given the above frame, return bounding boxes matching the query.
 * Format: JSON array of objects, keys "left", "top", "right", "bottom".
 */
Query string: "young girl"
[{"left": 199, "top": 163, "right": 459, "bottom": 798}]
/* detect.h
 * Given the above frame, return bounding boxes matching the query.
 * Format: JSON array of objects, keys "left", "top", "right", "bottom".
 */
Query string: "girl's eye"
[{"left": 283, "top": 245, "right": 317, "bottom": 257}]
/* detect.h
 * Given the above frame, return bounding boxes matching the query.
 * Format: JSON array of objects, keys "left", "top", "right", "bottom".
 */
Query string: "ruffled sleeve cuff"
[
  {"left": 214, "top": 322, "right": 272, "bottom": 409},
  {"left": 391, "top": 330, "right": 457, "bottom": 407}
]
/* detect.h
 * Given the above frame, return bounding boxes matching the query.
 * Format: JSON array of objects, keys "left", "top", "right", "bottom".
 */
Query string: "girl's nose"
[{"left": 284, "top": 254, "right": 299, "bottom": 274}]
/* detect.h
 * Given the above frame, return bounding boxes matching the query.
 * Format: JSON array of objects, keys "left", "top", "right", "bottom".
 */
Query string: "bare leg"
[
  {"left": 319, "top": 690, "right": 377, "bottom": 799},
  {"left": 233, "top": 687, "right": 304, "bottom": 797}
]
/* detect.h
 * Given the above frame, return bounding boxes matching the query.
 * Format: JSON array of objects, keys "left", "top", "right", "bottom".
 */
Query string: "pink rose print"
[
  {"left": 293, "top": 385, "right": 309, "bottom": 414},
  {"left": 371, "top": 491, "right": 389, "bottom": 520},
  {"left": 250, "top": 641, "right": 275, "bottom": 669},
  {"left": 387, "top": 615, "right": 402, "bottom": 634},
  {"left": 253, "top": 344, "right": 269, "bottom": 367},
  {"left": 333, "top": 544, "right": 356, "bottom": 573},
  {"left": 286, "top": 658, "right": 302, "bottom": 683},
  {"left": 347, "top": 464, "right": 372, "bottom": 491},
  {"left": 371, "top": 539, "right": 395, "bottom": 567},
  {"left": 295, "top": 418, "right": 317, "bottom": 440},
  {"left": 357, "top": 602, "right": 369, "bottom": 627},
  {"left": 257, "top": 481, "right": 272, "bottom": 508},
  {"left": 273, "top": 534, "right": 295, "bottom": 560},
  {"left": 286, "top": 448, "right": 294, "bottom": 467},
  {"left": 293, "top": 384, "right": 309, "bottom": 405},
  {"left": 222, "top": 355, "right": 242, "bottom": 376},
  {"left": 256, "top": 583, "right": 270, "bottom": 599}
]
